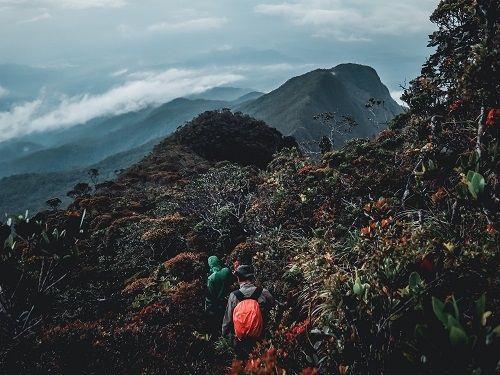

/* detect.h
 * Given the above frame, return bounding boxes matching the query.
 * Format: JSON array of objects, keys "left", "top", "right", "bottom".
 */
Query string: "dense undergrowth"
[{"left": 1, "top": 1, "right": 499, "bottom": 374}]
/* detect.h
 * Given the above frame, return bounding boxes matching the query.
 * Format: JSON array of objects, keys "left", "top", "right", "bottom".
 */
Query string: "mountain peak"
[
  {"left": 119, "top": 110, "right": 297, "bottom": 184},
  {"left": 330, "top": 63, "right": 385, "bottom": 94},
  {"left": 169, "top": 110, "right": 297, "bottom": 168},
  {"left": 331, "top": 62, "right": 378, "bottom": 75},
  {"left": 237, "top": 63, "right": 403, "bottom": 145}
]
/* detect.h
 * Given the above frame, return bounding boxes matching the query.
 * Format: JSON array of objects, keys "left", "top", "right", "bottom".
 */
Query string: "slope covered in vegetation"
[
  {"left": 0, "top": 1, "right": 499, "bottom": 374},
  {"left": 238, "top": 63, "right": 402, "bottom": 145}
]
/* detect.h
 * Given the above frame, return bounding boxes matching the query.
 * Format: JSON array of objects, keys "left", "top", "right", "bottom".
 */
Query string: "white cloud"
[
  {"left": 255, "top": 0, "right": 436, "bottom": 40},
  {"left": 0, "top": 85, "right": 9, "bottom": 98},
  {"left": 0, "top": 0, "right": 125, "bottom": 9},
  {"left": 148, "top": 17, "right": 228, "bottom": 33},
  {"left": 0, "top": 68, "right": 243, "bottom": 142},
  {"left": 0, "top": 100, "right": 42, "bottom": 141},
  {"left": 18, "top": 9, "right": 51, "bottom": 23},
  {"left": 390, "top": 90, "right": 405, "bottom": 106},
  {"left": 110, "top": 68, "right": 128, "bottom": 77},
  {"left": 49, "top": 0, "right": 125, "bottom": 9}
]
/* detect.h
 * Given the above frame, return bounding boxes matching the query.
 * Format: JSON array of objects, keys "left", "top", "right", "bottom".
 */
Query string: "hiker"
[
  {"left": 221, "top": 264, "right": 275, "bottom": 360},
  {"left": 205, "top": 256, "right": 232, "bottom": 334}
]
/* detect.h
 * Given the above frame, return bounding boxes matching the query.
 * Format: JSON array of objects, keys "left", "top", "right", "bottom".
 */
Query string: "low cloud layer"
[
  {"left": 148, "top": 17, "right": 228, "bottom": 33},
  {"left": 0, "top": 68, "right": 243, "bottom": 142},
  {"left": 18, "top": 9, "right": 51, "bottom": 23}
]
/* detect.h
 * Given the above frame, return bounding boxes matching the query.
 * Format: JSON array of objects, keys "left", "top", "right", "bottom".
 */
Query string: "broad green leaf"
[
  {"left": 449, "top": 326, "right": 468, "bottom": 346},
  {"left": 451, "top": 295, "right": 460, "bottom": 321},
  {"left": 4, "top": 234, "right": 14, "bottom": 250},
  {"left": 475, "top": 294, "right": 486, "bottom": 327},
  {"left": 466, "top": 171, "right": 476, "bottom": 198},
  {"left": 471, "top": 172, "right": 485, "bottom": 194},
  {"left": 492, "top": 325, "right": 500, "bottom": 337},
  {"left": 432, "top": 297, "right": 448, "bottom": 326},
  {"left": 447, "top": 314, "right": 462, "bottom": 330},
  {"left": 353, "top": 277, "right": 364, "bottom": 295},
  {"left": 409, "top": 272, "right": 422, "bottom": 292},
  {"left": 466, "top": 170, "right": 485, "bottom": 199}
]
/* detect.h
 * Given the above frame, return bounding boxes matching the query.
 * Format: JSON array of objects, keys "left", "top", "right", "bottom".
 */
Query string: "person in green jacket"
[{"left": 205, "top": 255, "right": 233, "bottom": 334}]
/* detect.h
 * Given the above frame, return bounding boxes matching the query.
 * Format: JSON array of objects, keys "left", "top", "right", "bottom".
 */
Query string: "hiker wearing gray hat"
[
  {"left": 234, "top": 264, "right": 254, "bottom": 280},
  {"left": 221, "top": 264, "right": 275, "bottom": 360}
]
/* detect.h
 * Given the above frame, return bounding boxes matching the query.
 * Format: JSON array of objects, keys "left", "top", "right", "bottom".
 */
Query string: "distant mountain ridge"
[
  {"left": 0, "top": 88, "right": 263, "bottom": 178},
  {"left": 0, "top": 140, "right": 156, "bottom": 216},
  {"left": 237, "top": 63, "right": 403, "bottom": 146},
  {"left": 0, "top": 98, "right": 229, "bottom": 177},
  {"left": 1, "top": 64, "right": 401, "bottom": 214},
  {"left": 187, "top": 87, "right": 263, "bottom": 102}
]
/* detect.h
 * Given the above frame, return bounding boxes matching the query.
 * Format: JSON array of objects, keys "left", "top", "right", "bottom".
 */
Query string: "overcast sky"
[{"left": 0, "top": 0, "right": 439, "bottom": 141}]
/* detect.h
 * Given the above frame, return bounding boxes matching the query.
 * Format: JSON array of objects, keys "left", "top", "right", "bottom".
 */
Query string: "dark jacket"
[{"left": 221, "top": 281, "right": 275, "bottom": 337}]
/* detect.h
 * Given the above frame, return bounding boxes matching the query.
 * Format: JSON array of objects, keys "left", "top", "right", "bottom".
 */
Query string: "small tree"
[
  {"left": 88, "top": 168, "right": 99, "bottom": 186},
  {"left": 184, "top": 163, "right": 255, "bottom": 253},
  {"left": 318, "top": 136, "right": 332, "bottom": 155},
  {"left": 364, "top": 97, "right": 391, "bottom": 128},
  {"left": 300, "top": 112, "right": 358, "bottom": 156},
  {"left": 67, "top": 182, "right": 91, "bottom": 199},
  {"left": 185, "top": 163, "right": 255, "bottom": 229},
  {"left": 45, "top": 197, "right": 62, "bottom": 211}
]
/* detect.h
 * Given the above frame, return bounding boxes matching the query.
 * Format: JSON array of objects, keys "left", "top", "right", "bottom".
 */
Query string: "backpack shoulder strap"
[
  {"left": 250, "top": 287, "right": 263, "bottom": 300},
  {"left": 233, "top": 290, "right": 245, "bottom": 302},
  {"left": 233, "top": 287, "right": 262, "bottom": 302}
]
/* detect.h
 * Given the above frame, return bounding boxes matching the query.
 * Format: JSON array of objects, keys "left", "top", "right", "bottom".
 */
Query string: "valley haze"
[
  {"left": 0, "top": 62, "right": 402, "bottom": 214},
  {"left": 0, "top": 0, "right": 438, "bottom": 214}
]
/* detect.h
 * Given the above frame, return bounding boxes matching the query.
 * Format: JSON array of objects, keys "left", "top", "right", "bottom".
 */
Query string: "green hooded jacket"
[{"left": 206, "top": 256, "right": 232, "bottom": 312}]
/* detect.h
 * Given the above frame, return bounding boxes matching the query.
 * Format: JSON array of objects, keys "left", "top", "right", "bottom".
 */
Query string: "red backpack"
[{"left": 232, "top": 287, "right": 263, "bottom": 339}]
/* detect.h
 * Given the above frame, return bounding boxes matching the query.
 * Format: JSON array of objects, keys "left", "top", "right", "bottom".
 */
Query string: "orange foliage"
[
  {"left": 431, "top": 187, "right": 448, "bottom": 203},
  {"left": 122, "top": 277, "right": 154, "bottom": 295},
  {"left": 231, "top": 348, "right": 285, "bottom": 375},
  {"left": 486, "top": 108, "right": 499, "bottom": 127},
  {"left": 284, "top": 320, "right": 310, "bottom": 343}
]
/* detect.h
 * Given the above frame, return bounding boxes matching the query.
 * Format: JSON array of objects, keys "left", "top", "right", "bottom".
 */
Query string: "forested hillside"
[{"left": 0, "top": 1, "right": 498, "bottom": 374}]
